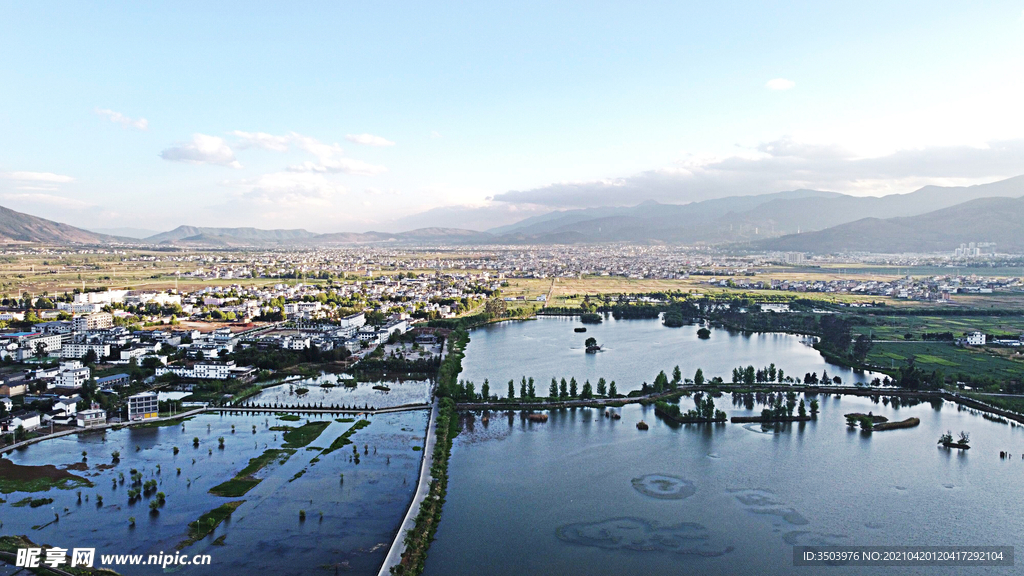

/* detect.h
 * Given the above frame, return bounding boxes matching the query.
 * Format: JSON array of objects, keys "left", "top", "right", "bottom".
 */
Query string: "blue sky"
[{"left": 2, "top": 1, "right": 1023, "bottom": 233}]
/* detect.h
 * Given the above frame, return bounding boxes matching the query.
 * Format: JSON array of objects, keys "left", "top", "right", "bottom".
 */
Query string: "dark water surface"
[
  {"left": 423, "top": 396, "right": 1024, "bottom": 576},
  {"left": 1, "top": 410, "right": 428, "bottom": 575},
  {"left": 460, "top": 316, "right": 882, "bottom": 392}
]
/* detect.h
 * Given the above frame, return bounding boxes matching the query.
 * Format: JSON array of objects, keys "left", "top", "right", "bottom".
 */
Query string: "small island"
[
  {"left": 939, "top": 431, "right": 971, "bottom": 450},
  {"left": 585, "top": 337, "right": 601, "bottom": 353},
  {"left": 580, "top": 313, "right": 603, "bottom": 324},
  {"left": 697, "top": 327, "right": 711, "bottom": 339},
  {"left": 574, "top": 327, "right": 587, "bottom": 333},
  {"left": 654, "top": 392, "right": 727, "bottom": 424}
]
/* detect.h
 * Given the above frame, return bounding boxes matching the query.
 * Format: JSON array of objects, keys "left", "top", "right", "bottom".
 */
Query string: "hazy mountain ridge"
[
  {"left": 147, "top": 226, "right": 321, "bottom": 244},
  {"left": 758, "top": 196, "right": 1024, "bottom": 254},
  {"left": 3, "top": 175, "right": 1023, "bottom": 248},
  {"left": 0, "top": 205, "right": 125, "bottom": 244}
]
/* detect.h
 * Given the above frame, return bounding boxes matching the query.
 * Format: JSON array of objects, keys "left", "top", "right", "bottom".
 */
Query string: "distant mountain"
[
  {"left": 758, "top": 196, "right": 1024, "bottom": 254},
  {"left": 483, "top": 176, "right": 1024, "bottom": 244},
  {"left": 310, "top": 228, "right": 494, "bottom": 245},
  {"left": 146, "top": 226, "right": 320, "bottom": 244},
  {"left": 88, "top": 227, "right": 161, "bottom": 239},
  {"left": 0, "top": 205, "right": 123, "bottom": 244}
]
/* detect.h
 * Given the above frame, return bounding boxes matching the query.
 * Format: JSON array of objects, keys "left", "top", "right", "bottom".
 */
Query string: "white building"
[
  {"left": 54, "top": 361, "right": 90, "bottom": 390},
  {"left": 127, "top": 392, "right": 159, "bottom": 421},
  {"left": 77, "top": 408, "right": 106, "bottom": 428},
  {"left": 155, "top": 360, "right": 235, "bottom": 380},
  {"left": 60, "top": 342, "right": 111, "bottom": 360},
  {"left": 72, "top": 312, "right": 114, "bottom": 332},
  {"left": 10, "top": 411, "right": 42, "bottom": 431},
  {"left": 52, "top": 396, "right": 81, "bottom": 416},
  {"left": 966, "top": 331, "right": 986, "bottom": 346}
]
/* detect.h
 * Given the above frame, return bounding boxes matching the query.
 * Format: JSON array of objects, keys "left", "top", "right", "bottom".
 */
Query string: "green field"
[
  {"left": 854, "top": 315, "right": 1024, "bottom": 341},
  {"left": 865, "top": 341, "right": 1024, "bottom": 383}
]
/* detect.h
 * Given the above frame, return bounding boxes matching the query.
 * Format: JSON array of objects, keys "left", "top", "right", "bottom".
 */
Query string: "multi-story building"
[
  {"left": 155, "top": 360, "right": 236, "bottom": 380},
  {"left": 966, "top": 332, "right": 986, "bottom": 346},
  {"left": 76, "top": 407, "right": 107, "bottom": 428},
  {"left": 60, "top": 342, "right": 111, "bottom": 360},
  {"left": 54, "top": 361, "right": 90, "bottom": 390},
  {"left": 127, "top": 392, "right": 159, "bottom": 421},
  {"left": 71, "top": 312, "right": 114, "bottom": 332}
]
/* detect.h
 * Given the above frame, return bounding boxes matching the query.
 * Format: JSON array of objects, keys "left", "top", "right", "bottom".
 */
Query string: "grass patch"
[
  {"left": 12, "top": 496, "right": 53, "bottom": 508},
  {"left": 336, "top": 418, "right": 355, "bottom": 423},
  {"left": 281, "top": 421, "right": 332, "bottom": 449},
  {"left": 320, "top": 420, "right": 371, "bottom": 455},
  {"left": 0, "top": 459, "right": 94, "bottom": 494},
  {"left": 412, "top": 446, "right": 422, "bottom": 451},
  {"left": 278, "top": 414, "right": 301, "bottom": 422},
  {"left": 179, "top": 501, "right": 245, "bottom": 550},
  {"left": 289, "top": 469, "right": 306, "bottom": 482},
  {"left": 208, "top": 448, "right": 294, "bottom": 497}
]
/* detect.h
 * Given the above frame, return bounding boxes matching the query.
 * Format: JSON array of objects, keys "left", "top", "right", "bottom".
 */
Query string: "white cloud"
[
  {"left": 4, "top": 171, "right": 75, "bottom": 183},
  {"left": 289, "top": 157, "right": 387, "bottom": 176},
  {"left": 766, "top": 78, "right": 795, "bottom": 91},
  {"left": 430, "top": 131, "right": 442, "bottom": 139},
  {"left": 232, "top": 172, "right": 346, "bottom": 206},
  {"left": 160, "top": 134, "right": 241, "bottom": 168},
  {"left": 95, "top": 108, "right": 148, "bottom": 130},
  {"left": 345, "top": 133, "right": 395, "bottom": 147},
  {"left": 492, "top": 137, "right": 1024, "bottom": 208},
  {"left": 227, "top": 131, "right": 387, "bottom": 175},
  {"left": 230, "top": 131, "right": 291, "bottom": 152},
  {"left": 0, "top": 192, "right": 93, "bottom": 208}
]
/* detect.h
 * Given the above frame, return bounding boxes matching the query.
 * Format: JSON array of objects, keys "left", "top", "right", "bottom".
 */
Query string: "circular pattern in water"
[
  {"left": 631, "top": 474, "right": 696, "bottom": 500},
  {"left": 556, "top": 517, "right": 734, "bottom": 557}
]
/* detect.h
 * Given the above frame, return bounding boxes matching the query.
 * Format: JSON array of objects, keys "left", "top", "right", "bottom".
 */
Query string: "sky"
[{"left": 1, "top": 1, "right": 1024, "bottom": 235}]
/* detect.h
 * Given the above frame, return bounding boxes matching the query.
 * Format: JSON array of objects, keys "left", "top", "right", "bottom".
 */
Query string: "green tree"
[
  {"left": 484, "top": 297, "right": 507, "bottom": 320},
  {"left": 569, "top": 377, "right": 578, "bottom": 398},
  {"left": 481, "top": 380, "right": 490, "bottom": 401},
  {"left": 585, "top": 337, "right": 597, "bottom": 348},
  {"left": 694, "top": 368, "right": 705, "bottom": 387},
  {"left": 596, "top": 377, "right": 607, "bottom": 396},
  {"left": 653, "top": 370, "right": 668, "bottom": 392},
  {"left": 559, "top": 378, "right": 568, "bottom": 399},
  {"left": 508, "top": 379, "right": 516, "bottom": 401},
  {"left": 581, "top": 380, "right": 593, "bottom": 399},
  {"left": 852, "top": 334, "right": 873, "bottom": 361},
  {"left": 608, "top": 381, "right": 617, "bottom": 397},
  {"left": 527, "top": 377, "right": 535, "bottom": 398},
  {"left": 743, "top": 365, "right": 755, "bottom": 385},
  {"left": 519, "top": 377, "right": 526, "bottom": 399},
  {"left": 672, "top": 365, "right": 682, "bottom": 385},
  {"left": 549, "top": 378, "right": 558, "bottom": 399}
]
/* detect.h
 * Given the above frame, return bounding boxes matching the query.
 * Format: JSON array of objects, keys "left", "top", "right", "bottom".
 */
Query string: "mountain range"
[{"left": 1, "top": 175, "right": 1023, "bottom": 252}]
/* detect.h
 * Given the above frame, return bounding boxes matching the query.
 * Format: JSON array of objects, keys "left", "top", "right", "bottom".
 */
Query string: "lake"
[
  {"left": 424, "top": 395, "right": 1024, "bottom": 576},
  {"left": 1, "top": 410, "right": 428, "bottom": 575},
  {"left": 460, "top": 316, "right": 882, "bottom": 393},
  {"left": 248, "top": 373, "right": 432, "bottom": 410}
]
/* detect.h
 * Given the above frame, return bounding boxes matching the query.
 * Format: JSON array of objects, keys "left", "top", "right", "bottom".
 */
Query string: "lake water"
[
  {"left": 423, "top": 396, "right": 1024, "bottom": 576},
  {"left": 1, "top": 410, "right": 428, "bottom": 575},
  {"left": 460, "top": 316, "right": 882, "bottom": 393},
  {"left": 249, "top": 374, "right": 433, "bottom": 409}
]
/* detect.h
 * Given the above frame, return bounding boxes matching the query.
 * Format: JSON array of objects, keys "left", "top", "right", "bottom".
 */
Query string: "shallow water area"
[
  {"left": 249, "top": 373, "right": 432, "bottom": 409},
  {"left": 0, "top": 410, "right": 428, "bottom": 575}
]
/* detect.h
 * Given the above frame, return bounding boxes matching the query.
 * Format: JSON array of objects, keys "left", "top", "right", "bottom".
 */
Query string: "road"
[{"left": 377, "top": 397, "right": 439, "bottom": 576}]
